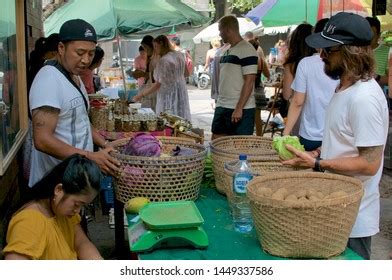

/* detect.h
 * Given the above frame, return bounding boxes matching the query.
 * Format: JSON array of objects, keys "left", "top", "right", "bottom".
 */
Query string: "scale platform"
[{"left": 128, "top": 201, "right": 209, "bottom": 253}]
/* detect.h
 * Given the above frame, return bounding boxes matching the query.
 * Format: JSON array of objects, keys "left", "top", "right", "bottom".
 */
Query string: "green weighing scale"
[{"left": 128, "top": 201, "right": 209, "bottom": 253}]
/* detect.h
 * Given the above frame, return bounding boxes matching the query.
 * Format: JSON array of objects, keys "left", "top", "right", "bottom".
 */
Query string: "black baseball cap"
[
  {"left": 59, "top": 19, "right": 97, "bottom": 43},
  {"left": 306, "top": 12, "right": 372, "bottom": 49}
]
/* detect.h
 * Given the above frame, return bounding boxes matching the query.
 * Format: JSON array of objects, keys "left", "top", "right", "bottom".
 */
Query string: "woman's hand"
[{"left": 132, "top": 93, "right": 143, "bottom": 102}]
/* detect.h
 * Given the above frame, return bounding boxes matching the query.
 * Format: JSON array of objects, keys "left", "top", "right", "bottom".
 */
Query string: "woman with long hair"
[
  {"left": 3, "top": 154, "right": 103, "bottom": 260},
  {"left": 282, "top": 23, "right": 316, "bottom": 101},
  {"left": 133, "top": 35, "right": 191, "bottom": 120},
  {"left": 279, "top": 24, "right": 316, "bottom": 135}
]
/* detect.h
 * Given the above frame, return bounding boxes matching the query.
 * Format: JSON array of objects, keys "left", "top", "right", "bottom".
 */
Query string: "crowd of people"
[{"left": 1, "top": 11, "right": 391, "bottom": 260}]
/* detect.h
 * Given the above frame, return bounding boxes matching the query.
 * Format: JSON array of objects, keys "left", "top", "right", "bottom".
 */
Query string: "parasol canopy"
[
  {"left": 246, "top": 0, "right": 391, "bottom": 31},
  {"left": 193, "top": 17, "right": 261, "bottom": 44},
  {"left": 44, "top": 0, "right": 210, "bottom": 40}
]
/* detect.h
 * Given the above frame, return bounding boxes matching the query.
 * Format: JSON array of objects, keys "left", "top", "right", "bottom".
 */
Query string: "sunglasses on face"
[{"left": 322, "top": 47, "right": 341, "bottom": 56}]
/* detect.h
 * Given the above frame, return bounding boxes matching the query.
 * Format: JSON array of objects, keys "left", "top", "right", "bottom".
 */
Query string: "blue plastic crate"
[{"left": 101, "top": 176, "right": 114, "bottom": 206}]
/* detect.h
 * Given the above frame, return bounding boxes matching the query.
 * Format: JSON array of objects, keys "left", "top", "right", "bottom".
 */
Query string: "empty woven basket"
[
  {"left": 111, "top": 137, "right": 206, "bottom": 203},
  {"left": 247, "top": 172, "right": 363, "bottom": 259},
  {"left": 210, "top": 136, "right": 279, "bottom": 194}
]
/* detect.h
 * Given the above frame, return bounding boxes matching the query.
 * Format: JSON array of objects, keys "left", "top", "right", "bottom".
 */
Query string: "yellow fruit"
[{"left": 125, "top": 197, "right": 150, "bottom": 214}]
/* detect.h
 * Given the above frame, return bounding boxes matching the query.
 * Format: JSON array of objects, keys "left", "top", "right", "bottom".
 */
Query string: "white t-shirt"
[
  {"left": 291, "top": 54, "right": 339, "bottom": 141},
  {"left": 29, "top": 65, "right": 93, "bottom": 187},
  {"left": 321, "top": 79, "right": 389, "bottom": 238},
  {"left": 217, "top": 40, "right": 258, "bottom": 109}
]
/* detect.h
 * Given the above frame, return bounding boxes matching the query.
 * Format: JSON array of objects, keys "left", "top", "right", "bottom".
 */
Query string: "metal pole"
[
  {"left": 305, "top": 0, "right": 308, "bottom": 22},
  {"left": 116, "top": 32, "right": 128, "bottom": 101}
]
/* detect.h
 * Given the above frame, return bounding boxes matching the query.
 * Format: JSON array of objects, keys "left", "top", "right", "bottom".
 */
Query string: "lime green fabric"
[
  {"left": 44, "top": 0, "right": 210, "bottom": 40},
  {"left": 135, "top": 187, "right": 362, "bottom": 260},
  {"left": 374, "top": 44, "right": 390, "bottom": 76}
]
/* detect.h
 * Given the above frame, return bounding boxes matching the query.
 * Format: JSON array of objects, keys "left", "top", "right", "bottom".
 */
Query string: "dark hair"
[
  {"left": 2, "top": 154, "right": 102, "bottom": 247},
  {"left": 284, "top": 23, "right": 316, "bottom": 75},
  {"left": 248, "top": 39, "right": 259, "bottom": 50},
  {"left": 171, "top": 37, "right": 181, "bottom": 46},
  {"left": 44, "top": 33, "right": 60, "bottom": 53},
  {"left": 219, "top": 15, "right": 239, "bottom": 32},
  {"left": 138, "top": 45, "right": 144, "bottom": 52},
  {"left": 366, "top": 16, "right": 381, "bottom": 35},
  {"left": 28, "top": 34, "right": 59, "bottom": 92},
  {"left": 141, "top": 35, "right": 154, "bottom": 49},
  {"left": 30, "top": 154, "right": 102, "bottom": 200},
  {"left": 314, "top": 18, "right": 329, "bottom": 33},
  {"left": 90, "top": 46, "right": 105, "bottom": 67}
]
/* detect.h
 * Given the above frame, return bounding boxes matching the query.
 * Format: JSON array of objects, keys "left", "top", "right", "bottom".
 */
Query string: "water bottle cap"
[{"left": 239, "top": 154, "right": 247, "bottom": 160}]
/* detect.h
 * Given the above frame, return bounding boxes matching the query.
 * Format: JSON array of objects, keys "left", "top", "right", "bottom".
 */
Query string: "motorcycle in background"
[{"left": 191, "top": 65, "right": 210, "bottom": 90}]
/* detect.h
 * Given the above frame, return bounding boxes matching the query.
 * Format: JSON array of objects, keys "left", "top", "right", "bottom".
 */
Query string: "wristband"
[{"left": 313, "top": 157, "right": 325, "bottom": 172}]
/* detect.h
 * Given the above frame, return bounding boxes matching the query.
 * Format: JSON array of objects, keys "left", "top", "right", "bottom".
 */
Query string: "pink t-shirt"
[
  {"left": 134, "top": 55, "right": 147, "bottom": 87},
  {"left": 79, "top": 69, "right": 94, "bottom": 94}
]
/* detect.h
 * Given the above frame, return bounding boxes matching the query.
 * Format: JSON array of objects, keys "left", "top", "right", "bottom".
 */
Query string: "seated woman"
[{"left": 2, "top": 154, "right": 103, "bottom": 260}]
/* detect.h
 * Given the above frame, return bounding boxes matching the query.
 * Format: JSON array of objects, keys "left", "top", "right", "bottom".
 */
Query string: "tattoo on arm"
[
  {"left": 32, "top": 106, "right": 60, "bottom": 128},
  {"left": 358, "top": 146, "right": 384, "bottom": 163}
]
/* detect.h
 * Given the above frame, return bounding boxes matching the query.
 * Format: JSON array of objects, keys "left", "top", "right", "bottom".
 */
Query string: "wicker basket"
[
  {"left": 224, "top": 160, "right": 301, "bottom": 200},
  {"left": 247, "top": 172, "right": 363, "bottom": 259},
  {"left": 111, "top": 137, "right": 206, "bottom": 203},
  {"left": 210, "top": 136, "right": 279, "bottom": 194}
]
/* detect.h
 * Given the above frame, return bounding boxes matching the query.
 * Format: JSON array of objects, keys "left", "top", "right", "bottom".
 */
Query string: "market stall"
[
  {"left": 129, "top": 186, "right": 362, "bottom": 260},
  {"left": 106, "top": 135, "right": 364, "bottom": 260},
  {"left": 88, "top": 91, "right": 203, "bottom": 143}
]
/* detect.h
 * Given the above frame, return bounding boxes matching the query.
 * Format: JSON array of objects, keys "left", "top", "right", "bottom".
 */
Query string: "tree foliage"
[
  {"left": 212, "top": 0, "right": 262, "bottom": 21},
  {"left": 229, "top": 0, "right": 262, "bottom": 12}
]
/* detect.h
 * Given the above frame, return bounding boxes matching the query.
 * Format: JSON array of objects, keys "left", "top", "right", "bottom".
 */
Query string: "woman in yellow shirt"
[{"left": 3, "top": 154, "right": 103, "bottom": 260}]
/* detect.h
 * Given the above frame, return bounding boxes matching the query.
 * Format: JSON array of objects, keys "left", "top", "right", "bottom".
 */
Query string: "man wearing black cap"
[
  {"left": 29, "top": 19, "right": 119, "bottom": 187},
  {"left": 283, "top": 12, "right": 389, "bottom": 259}
]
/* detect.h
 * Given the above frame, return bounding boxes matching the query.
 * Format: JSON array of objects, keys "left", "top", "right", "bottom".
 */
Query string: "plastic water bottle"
[{"left": 231, "top": 154, "right": 254, "bottom": 233}]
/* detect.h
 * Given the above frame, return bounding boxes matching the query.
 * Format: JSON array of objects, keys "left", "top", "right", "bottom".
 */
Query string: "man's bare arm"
[
  {"left": 32, "top": 106, "right": 89, "bottom": 160},
  {"left": 231, "top": 74, "right": 256, "bottom": 123},
  {"left": 283, "top": 145, "right": 384, "bottom": 177},
  {"left": 32, "top": 106, "right": 120, "bottom": 175}
]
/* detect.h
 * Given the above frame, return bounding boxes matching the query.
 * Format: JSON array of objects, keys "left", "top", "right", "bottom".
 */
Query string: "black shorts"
[{"left": 211, "top": 107, "right": 255, "bottom": 135}]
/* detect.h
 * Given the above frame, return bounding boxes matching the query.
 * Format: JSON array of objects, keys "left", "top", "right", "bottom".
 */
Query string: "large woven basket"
[
  {"left": 210, "top": 136, "right": 279, "bottom": 194},
  {"left": 224, "top": 160, "right": 302, "bottom": 200},
  {"left": 111, "top": 137, "right": 206, "bottom": 203},
  {"left": 247, "top": 172, "right": 363, "bottom": 259}
]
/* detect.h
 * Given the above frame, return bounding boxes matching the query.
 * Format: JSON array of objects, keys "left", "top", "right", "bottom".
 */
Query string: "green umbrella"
[
  {"left": 44, "top": 0, "right": 210, "bottom": 40},
  {"left": 261, "top": 0, "right": 319, "bottom": 27},
  {"left": 0, "top": 0, "right": 16, "bottom": 40}
]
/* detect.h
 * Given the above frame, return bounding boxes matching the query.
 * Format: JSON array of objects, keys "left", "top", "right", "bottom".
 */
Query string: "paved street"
[{"left": 188, "top": 84, "right": 215, "bottom": 142}]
